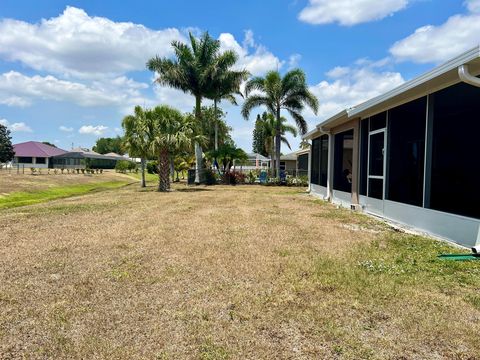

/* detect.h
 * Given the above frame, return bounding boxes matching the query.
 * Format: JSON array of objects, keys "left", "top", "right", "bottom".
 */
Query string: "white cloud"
[
  {"left": 0, "top": 71, "right": 149, "bottom": 108},
  {"left": 0, "top": 96, "right": 31, "bottom": 107},
  {"left": 0, "top": 119, "right": 33, "bottom": 132},
  {"left": 299, "top": 0, "right": 409, "bottom": 26},
  {"left": 219, "top": 31, "right": 284, "bottom": 76},
  {"left": 288, "top": 54, "right": 302, "bottom": 69},
  {"left": 59, "top": 125, "right": 73, "bottom": 132},
  {"left": 307, "top": 62, "right": 405, "bottom": 122},
  {"left": 390, "top": 2, "right": 480, "bottom": 63},
  {"left": 79, "top": 125, "right": 108, "bottom": 136},
  {"left": 466, "top": 0, "right": 480, "bottom": 13},
  {"left": 0, "top": 6, "right": 185, "bottom": 78}
]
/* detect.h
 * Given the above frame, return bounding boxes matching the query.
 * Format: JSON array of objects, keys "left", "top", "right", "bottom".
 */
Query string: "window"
[
  {"left": 35, "top": 157, "right": 46, "bottom": 164},
  {"left": 280, "top": 161, "right": 286, "bottom": 170},
  {"left": 359, "top": 119, "right": 369, "bottom": 196},
  {"left": 310, "top": 137, "right": 320, "bottom": 185},
  {"left": 298, "top": 153, "right": 308, "bottom": 172},
  {"left": 429, "top": 82, "right": 480, "bottom": 219},
  {"left": 387, "top": 97, "right": 426, "bottom": 207},
  {"left": 333, "top": 130, "right": 353, "bottom": 192},
  {"left": 319, "top": 135, "right": 328, "bottom": 186},
  {"left": 370, "top": 111, "right": 387, "bottom": 131},
  {"left": 17, "top": 157, "right": 33, "bottom": 164}
]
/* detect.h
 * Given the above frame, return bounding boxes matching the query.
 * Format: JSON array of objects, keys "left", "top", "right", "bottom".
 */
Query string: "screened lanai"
[{"left": 304, "top": 45, "right": 480, "bottom": 247}]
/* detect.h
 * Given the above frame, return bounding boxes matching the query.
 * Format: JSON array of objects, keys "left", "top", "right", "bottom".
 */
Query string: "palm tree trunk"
[
  {"left": 270, "top": 138, "right": 275, "bottom": 177},
  {"left": 194, "top": 95, "right": 203, "bottom": 184},
  {"left": 214, "top": 98, "right": 219, "bottom": 151},
  {"left": 140, "top": 157, "right": 146, "bottom": 188},
  {"left": 275, "top": 107, "right": 281, "bottom": 178},
  {"left": 158, "top": 148, "right": 170, "bottom": 192}
]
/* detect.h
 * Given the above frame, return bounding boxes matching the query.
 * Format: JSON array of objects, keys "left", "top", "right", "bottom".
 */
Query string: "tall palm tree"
[
  {"left": 241, "top": 69, "right": 319, "bottom": 177},
  {"left": 147, "top": 32, "right": 243, "bottom": 184},
  {"left": 206, "top": 52, "right": 249, "bottom": 151},
  {"left": 259, "top": 112, "right": 297, "bottom": 173},
  {"left": 146, "top": 105, "right": 194, "bottom": 192},
  {"left": 122, "top": 106, "right": 150, "bottom": 188}
]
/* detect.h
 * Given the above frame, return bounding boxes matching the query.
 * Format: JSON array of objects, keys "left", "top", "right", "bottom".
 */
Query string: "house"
[
  {"left": 51, "top": 147, "right": 124, "bottom": 169},
  {"left": 280, "top": 149, "right": 309, "bottom": 176},
  {"left": 304, "top": 45, "right": 480, "bottom": 248},
  {"left": 241, "top": 153, "right": 271, "bottom": 171},
  {"left": 12, "top": 141, "right": 67, "bottom": 168}
]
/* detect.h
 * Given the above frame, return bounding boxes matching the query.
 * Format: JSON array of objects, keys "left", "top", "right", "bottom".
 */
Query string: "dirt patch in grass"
[{"left": 0, "top": 184, "right": 479, "bottom": 359}]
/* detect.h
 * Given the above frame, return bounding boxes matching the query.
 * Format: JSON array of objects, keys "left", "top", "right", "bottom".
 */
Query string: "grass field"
[
  {"left": 0, "top": 178, "right": 479, "bottom": 359},
  {"left": 0, "top": 171, "right": 133, "bottom": 209}
]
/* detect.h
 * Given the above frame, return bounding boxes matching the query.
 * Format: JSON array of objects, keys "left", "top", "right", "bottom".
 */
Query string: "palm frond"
[{"left": 241, "top": 95, "right": 269, "bottom": 120}]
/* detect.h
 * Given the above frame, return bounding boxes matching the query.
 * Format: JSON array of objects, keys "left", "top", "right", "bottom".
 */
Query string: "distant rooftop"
[
  {"left": 13, "top": 141, "right": 67, "bottom": 157},
  {"left": 246, "top": 153, "right": 270, "bottom": 162}
]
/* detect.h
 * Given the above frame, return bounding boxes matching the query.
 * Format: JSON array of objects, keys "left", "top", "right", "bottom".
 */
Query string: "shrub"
[
  {"left": 54, "top": 169, "right": 59, "bottom": 175},
  {"left": 204, "top": 168, "right": 217, "bottom": 185},
  {"left": 222, "top": 171, "right": 245, "bottom": 185},
  {"left": 100, "top": 169, "right": 103, "bottom": 174},
  {"left": 81, "top": 168, "right": 85, "bottom": 174},
  {"left": 60, "top": 168, "right": 65, "bottom": 174},
  {"left": 233, "top": 171, "right": 246, "bottom": 185},
  {"left": 76, "top": 169, "right": 80, "bottom": 174},
  {"left": 246, "top": 171, "right": 257, "bottom": 184},
  {"left": 115, "top": 160, "right": 136, "bottom": 174},
  {"left": 30, "top": 167, "right": 36, "bottom": 175},
  {"left": 266, "top": 177, "right": 281, "bottom": 186},
  {"left": 147, "top": 161, "right": 158, "bottom": 174}
]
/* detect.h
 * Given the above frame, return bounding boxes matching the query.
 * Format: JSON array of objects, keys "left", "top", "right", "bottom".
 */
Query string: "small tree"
[
  {"left": 146, "top": 105, "right": 195, "bottom": 192},
  {"left": 252, "top": 114, "right": 268, "bottom": 157},
  {"left": 122, "top": 107, "right": 150, "bottom": 187},
  {"left": 93, "top": 136, "right": 124, "bottom": 155},
  {"left": 0, "top": 124, "right": 14, "bottom": 167}
]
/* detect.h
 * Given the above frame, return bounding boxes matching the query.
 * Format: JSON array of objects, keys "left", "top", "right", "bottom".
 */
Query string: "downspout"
[{"left": 458, "top": 65, "right": 480, "bottom": 87}]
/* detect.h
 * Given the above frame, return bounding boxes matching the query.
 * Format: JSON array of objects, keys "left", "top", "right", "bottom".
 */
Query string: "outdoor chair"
[{"left": 259, "top": 171, "right": 267, "bottom": 184}]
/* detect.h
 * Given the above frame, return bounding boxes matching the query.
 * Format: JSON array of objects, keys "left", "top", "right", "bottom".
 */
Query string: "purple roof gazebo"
[{"left": 13, "top": 141, "right": 67, "bottom": 158}]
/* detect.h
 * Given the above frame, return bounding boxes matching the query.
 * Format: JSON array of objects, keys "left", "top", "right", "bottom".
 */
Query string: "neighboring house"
[
  {"left": 12, "top": 141, "right": 67, "bottom": 168},
  {"left": 52, "top": 147, "right": 124, "bottom": 169},
  {"left": 304, "top": 45, "right": 480, "bottom": 248},
  {"left": 280, "top": 149, "right": 309, "bottom": 176},
  {"left": 241, "top": 153, "right": 271, "bottom": 171}
]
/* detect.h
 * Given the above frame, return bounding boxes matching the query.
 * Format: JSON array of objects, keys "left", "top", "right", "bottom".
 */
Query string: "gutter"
[{"left": 458, "top": 64, "right": 480, "bottom": 87}]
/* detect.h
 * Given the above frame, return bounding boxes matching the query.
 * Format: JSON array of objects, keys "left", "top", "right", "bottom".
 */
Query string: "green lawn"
[
  {"left": 126, "top": 171, "right": 188, "bottom": 183},
  {"left": 0, "top": 181, "right": 130, "bottom": 209}
]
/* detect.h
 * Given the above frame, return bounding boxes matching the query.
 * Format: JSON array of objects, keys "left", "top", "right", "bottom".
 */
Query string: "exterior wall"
[
  {"left": 310, "top": 183, "right": 328, "bottom": 198},
  {"left": 281, "top": 160, "right": 296, "bottom": 172},
  {"left": 13, "top": 156, "right": 49, "bottom": 169},
  {"left": 358, "top": 196, "right": 480, "bottom": 248}
]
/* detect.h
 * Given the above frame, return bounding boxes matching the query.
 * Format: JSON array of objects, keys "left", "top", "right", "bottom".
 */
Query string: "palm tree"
[
  {"left": 122, "top": 106, "right": 150, "bottom": 187},
  {"left": 206, "top": 52, "right": 249, "bottom": 151},
  {"left": 241, "top": 69, "right": 319, "bottom": 177},
  {"left": 146, "top": 105, "right": 194, "bottom": 192},
  {"left": 258, "top": 112, "right": 297, "bottom": 174},
  {"left": 147, "top": 32, "right": 243, "bottom": 184},
  {"left": 206, "top": 142, "right": 248, "bottom": 174}
]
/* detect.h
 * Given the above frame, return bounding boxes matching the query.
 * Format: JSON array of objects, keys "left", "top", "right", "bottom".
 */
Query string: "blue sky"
[{"left": 0, "top": 0, "right": 478, "bottom": 152}]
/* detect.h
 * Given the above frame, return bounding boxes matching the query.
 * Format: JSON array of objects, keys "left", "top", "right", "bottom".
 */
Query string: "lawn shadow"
[{"left": 175, "top": 187, "right": 212, "bottom": 192}]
